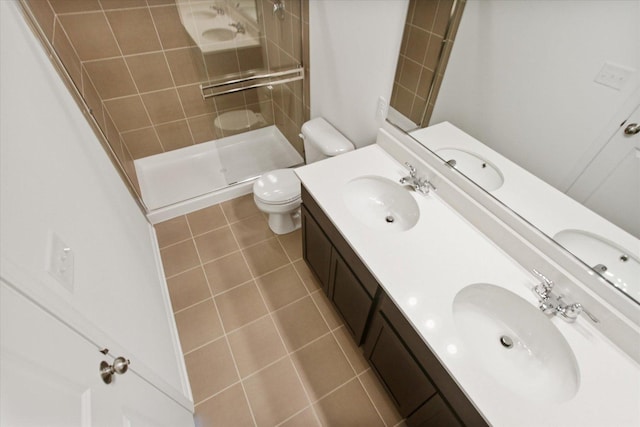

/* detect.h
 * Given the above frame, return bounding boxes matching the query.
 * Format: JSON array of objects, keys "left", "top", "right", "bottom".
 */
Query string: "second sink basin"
[
  {"left": 452, "top": 283, "right": 579, "bottom": 403},
  {"left": 342, "top": 176, "right": 419, "bottom": 232},
  {"left": 436, "top": 148, "right": 504, "bottom": 191},
  {"left": 554, "top": 229, "right": 639, "bottom": 304},
  {"left": 201, "top": 28, "right": 237, "bottom": 42}
]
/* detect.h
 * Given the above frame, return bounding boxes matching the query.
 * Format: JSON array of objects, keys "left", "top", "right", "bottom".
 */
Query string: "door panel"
[
  {"left": 1, "top": 282, "right": 116, "bottom": 426},
  {"left": 0, "top": 281, "right": 193, "bottom": 427},
  {"left": 568, "top": 104, "right": 640, "bottom": 237}
]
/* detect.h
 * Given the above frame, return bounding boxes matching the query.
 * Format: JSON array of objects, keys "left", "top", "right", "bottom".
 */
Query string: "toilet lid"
[{"left": 253, "top": 169, "right": 301, "bottom": 204}]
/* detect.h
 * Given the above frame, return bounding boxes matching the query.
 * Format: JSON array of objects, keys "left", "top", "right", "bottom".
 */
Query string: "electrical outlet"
[
  {"left": 47, "top": 233, "right": 74, "bottom": 292},
  {"left": 594, "top": 62, "right": 635, "bottom": 90}
]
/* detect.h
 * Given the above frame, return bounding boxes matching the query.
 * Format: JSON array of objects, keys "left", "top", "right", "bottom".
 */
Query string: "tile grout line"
[
  {"left": 162, "top": 198, "right": 397, "bottom": 425},
  {"left": 183, "top": 210, "right": 260, "bottom": 427},
  {"left": 181, "top": 286, "right": 340, "bottom": 358},
  {"left": 146, "top": 1, "right": 197, "bottom": 146},
  {"left": 173, "top": 294, "right": 215, "bottom": 317},
  {"left": 355, "top": 369, "right": 393, "bottom": 427},
  {"left": 273, "top": 404, "right": 317, "bottom": 427},
  {"left": 159, "top": 212, "right": 275, "bottom": 252},
  {"left": 190, "top": 333, "right": 383, "bottom": 416},
  {"left": 285, "top": 234, "right": 393, "bottom": 426},
  {"left": 224, "top": 214, "right": 320, "bottom": 425},
  {"left": 100, "top": 3, "right": 168, "bottom": 152}
]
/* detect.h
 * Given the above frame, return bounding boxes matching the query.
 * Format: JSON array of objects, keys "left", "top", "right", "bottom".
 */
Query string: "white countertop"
[{"left": 295, "top": 144, "right": 640, "bottom": 427}]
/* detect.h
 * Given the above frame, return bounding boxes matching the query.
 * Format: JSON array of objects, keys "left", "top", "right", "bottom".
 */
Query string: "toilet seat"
[{"left": 253, "top": 169, "right": 301, "bottom": 205}]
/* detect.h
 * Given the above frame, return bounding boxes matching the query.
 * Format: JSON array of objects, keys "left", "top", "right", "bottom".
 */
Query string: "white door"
[
  {"left": 0, "top": 281, "right": 194, "bottom": 427},
  {"left": 567, "top": 104, "right": 640, "bottom": 238}
]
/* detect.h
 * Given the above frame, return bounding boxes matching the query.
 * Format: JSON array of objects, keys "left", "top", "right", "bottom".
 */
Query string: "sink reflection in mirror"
[
  {"left": 342, "top": 176, "right": 420, "bottom": 232},
  {"left": 554, "top": 230, "right": 640, "bottom": 304},
  {"left": 201, "top": 27, "right": 237, "bottom": 42},
  {"left": 387, "top": 0, "right": 640, "bottom": 313},
  {"left": 452, "top": 283, "right": 579, "bottom": 403},
  {"left": 176, "top": 1, "right": 260, "bottom": 54},
  {"left": 436, "top": 148, "right": 504, "bottom": 191}
]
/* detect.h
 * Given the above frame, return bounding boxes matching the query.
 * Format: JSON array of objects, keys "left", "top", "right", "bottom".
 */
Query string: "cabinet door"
[
  {"left": 407, "top": 395, "right": 461, "bottom": 427},
  {"left": 364, "top": 312, "right": 437, "bottom": 417},
  {"left": 302, "top": 205, "right": 333, "bottom": 292},
  {"left": 330, "top": 251, "right": 374, "bottom": 344}
]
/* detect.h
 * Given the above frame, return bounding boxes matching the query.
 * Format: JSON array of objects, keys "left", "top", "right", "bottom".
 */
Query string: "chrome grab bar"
[{"left": 200, "top": 67, "right": 304, "bottom": 99}]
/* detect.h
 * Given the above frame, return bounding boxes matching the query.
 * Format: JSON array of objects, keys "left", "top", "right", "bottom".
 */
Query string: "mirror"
[
  {"left": 387, "top": 0, "right": 640, "bottom": 304},
  {"left": 176, "top": 0, "right": 260, "bottom": 54}
]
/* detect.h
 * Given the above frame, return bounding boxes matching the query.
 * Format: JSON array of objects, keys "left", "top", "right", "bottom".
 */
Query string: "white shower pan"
[{"left": 135, "top": 125, "right": 303, "bottom": 223}]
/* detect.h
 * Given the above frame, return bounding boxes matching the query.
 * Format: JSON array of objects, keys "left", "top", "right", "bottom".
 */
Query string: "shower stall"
[{"left": 21, "top": 0, "right": 309, "bottom": 221}]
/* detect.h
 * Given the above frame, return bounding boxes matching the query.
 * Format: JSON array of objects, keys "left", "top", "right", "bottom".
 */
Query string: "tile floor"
[{"left": 156, "top": 194, "right": 405, "bottom": 427}]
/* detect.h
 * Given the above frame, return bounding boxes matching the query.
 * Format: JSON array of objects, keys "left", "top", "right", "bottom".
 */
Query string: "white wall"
[
  {"left": 310, "top": 0, "right": 409, "bottom": 148},
  {"left": 0, "top": 1, "right": 185, "bottom": 396},
  {"left": 431, "top": 0, "right": 639, "bottom": 191}
]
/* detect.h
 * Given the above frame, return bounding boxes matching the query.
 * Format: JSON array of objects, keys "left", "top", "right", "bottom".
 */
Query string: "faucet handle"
[
  {"left": 532, "top": 269, "right": 554, "bottom": 297},
  {"left": 561, "top": 302, "right": 600, "bottom": 323},
  {"left": 404, "top": 162, "right": 416, "bottom": 177}
]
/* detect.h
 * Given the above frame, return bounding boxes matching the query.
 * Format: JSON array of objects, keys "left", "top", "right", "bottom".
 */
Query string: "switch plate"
[
  {"left": 594, "top": 62, "right": 635, "bottom": 90},
  {"left": 376, "top": 96, "right": 388, "bottom": 120},
  {"left": 47, "top": 233, "right": 74, "bottom": 292}
]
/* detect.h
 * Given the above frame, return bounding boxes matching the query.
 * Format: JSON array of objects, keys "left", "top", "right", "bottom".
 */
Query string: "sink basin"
[
  {"left": 453, "top": 283, "right": 579, "bottom": 403},
  {"left": 342, "top": 176, "right": 419, "bottom": 231},
  {"left": 436, "top": 148, "right": 504, "bottom": 191},
  {"left": 191, "top": 10, "right": 218, "bottom": 20},
  {"left": 554, "top": 229, "right": 640, "bottom": 304},
  {"left": 201, "top": 28, "right": 236, "bottom": 42}
]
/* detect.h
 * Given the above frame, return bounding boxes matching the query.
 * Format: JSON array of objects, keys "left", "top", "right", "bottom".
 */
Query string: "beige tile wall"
[
  {"left": 258, "top": 0, "right": 309, "bottom": 154},
  {"left": 390, "top": 0, "right": 464, "bottom": 126},
  {"left": 24, "top": 0, "right": 309, "bottom": 194}
]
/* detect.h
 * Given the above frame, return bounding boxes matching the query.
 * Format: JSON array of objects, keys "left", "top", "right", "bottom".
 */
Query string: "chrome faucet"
[
  {"left": 531, "top": 269, "right": 599, "bottom": 323},
  {"left": 399, "top": 162, "right": 436, "bottom": 195},
  {"left": 210, "top": 5, "right": 225, "bottom": 15},
  {"left": 229, "top": 22, "right": 246, "bottom": 34}
]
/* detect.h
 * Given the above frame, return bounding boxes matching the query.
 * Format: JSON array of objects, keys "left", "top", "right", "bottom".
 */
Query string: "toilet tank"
[{"left": 301, "top": 118, "right": 354, "bottom": 164}]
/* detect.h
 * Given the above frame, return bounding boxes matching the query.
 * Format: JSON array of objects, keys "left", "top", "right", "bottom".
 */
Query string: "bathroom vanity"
[
  {"left": 295, "top": 126, "right": 640, "bottom": 427},
  {"left": 302, "top": 187, "right": 484, "bottom": 426}
]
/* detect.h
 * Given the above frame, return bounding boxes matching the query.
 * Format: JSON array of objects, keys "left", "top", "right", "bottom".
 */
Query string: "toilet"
[{"left": 253, "top": 118, "right": 354, "bottom": 234}]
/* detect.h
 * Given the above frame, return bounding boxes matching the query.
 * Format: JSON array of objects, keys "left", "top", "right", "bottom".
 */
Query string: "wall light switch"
[
  {"left": 594, "top": 62, "right": 635, "bottom": 90},
  {"left": 47, "top": 233, "right": 74, "bottom": 292},
  {"left": 376, "top": 96, "right": 388, "bottom": 120}
]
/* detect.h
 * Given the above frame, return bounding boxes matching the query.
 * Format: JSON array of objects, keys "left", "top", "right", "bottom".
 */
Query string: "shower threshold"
[{"left": 135, "top": 125, "right": 303, "bottom": 223}]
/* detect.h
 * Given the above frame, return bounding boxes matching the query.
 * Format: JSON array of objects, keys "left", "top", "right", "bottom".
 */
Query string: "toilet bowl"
[
  {"left": 253, "top": 168, "right": 302, "bottom": 234},
  {"left": 253, "top": 118, "right": 354, "bottom": 234}
]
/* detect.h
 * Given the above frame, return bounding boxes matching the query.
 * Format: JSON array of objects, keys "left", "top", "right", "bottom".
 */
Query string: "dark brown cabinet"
[
  {"left": 363, "top": 294, "right": 483, "bottom": 426},
  {"left": 301, "top": 186, "right": 487, "bottom": 427},
  {"left": 329, "top": 250, "right": 374, "bottom": 343},
  {"left": 364, "top": 311, "right": 437, "bottom": 417},
  {"left": 301, "top": 200, "right": 375, "bottom": 345},
  {"left": 301, "top": 203, "right": 332, "bottom": 292}
]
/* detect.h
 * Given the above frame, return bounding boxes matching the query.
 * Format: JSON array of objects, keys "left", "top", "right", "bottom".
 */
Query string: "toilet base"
[{"left": 268, "top": 207, "right": 301, "bottom": 234}]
